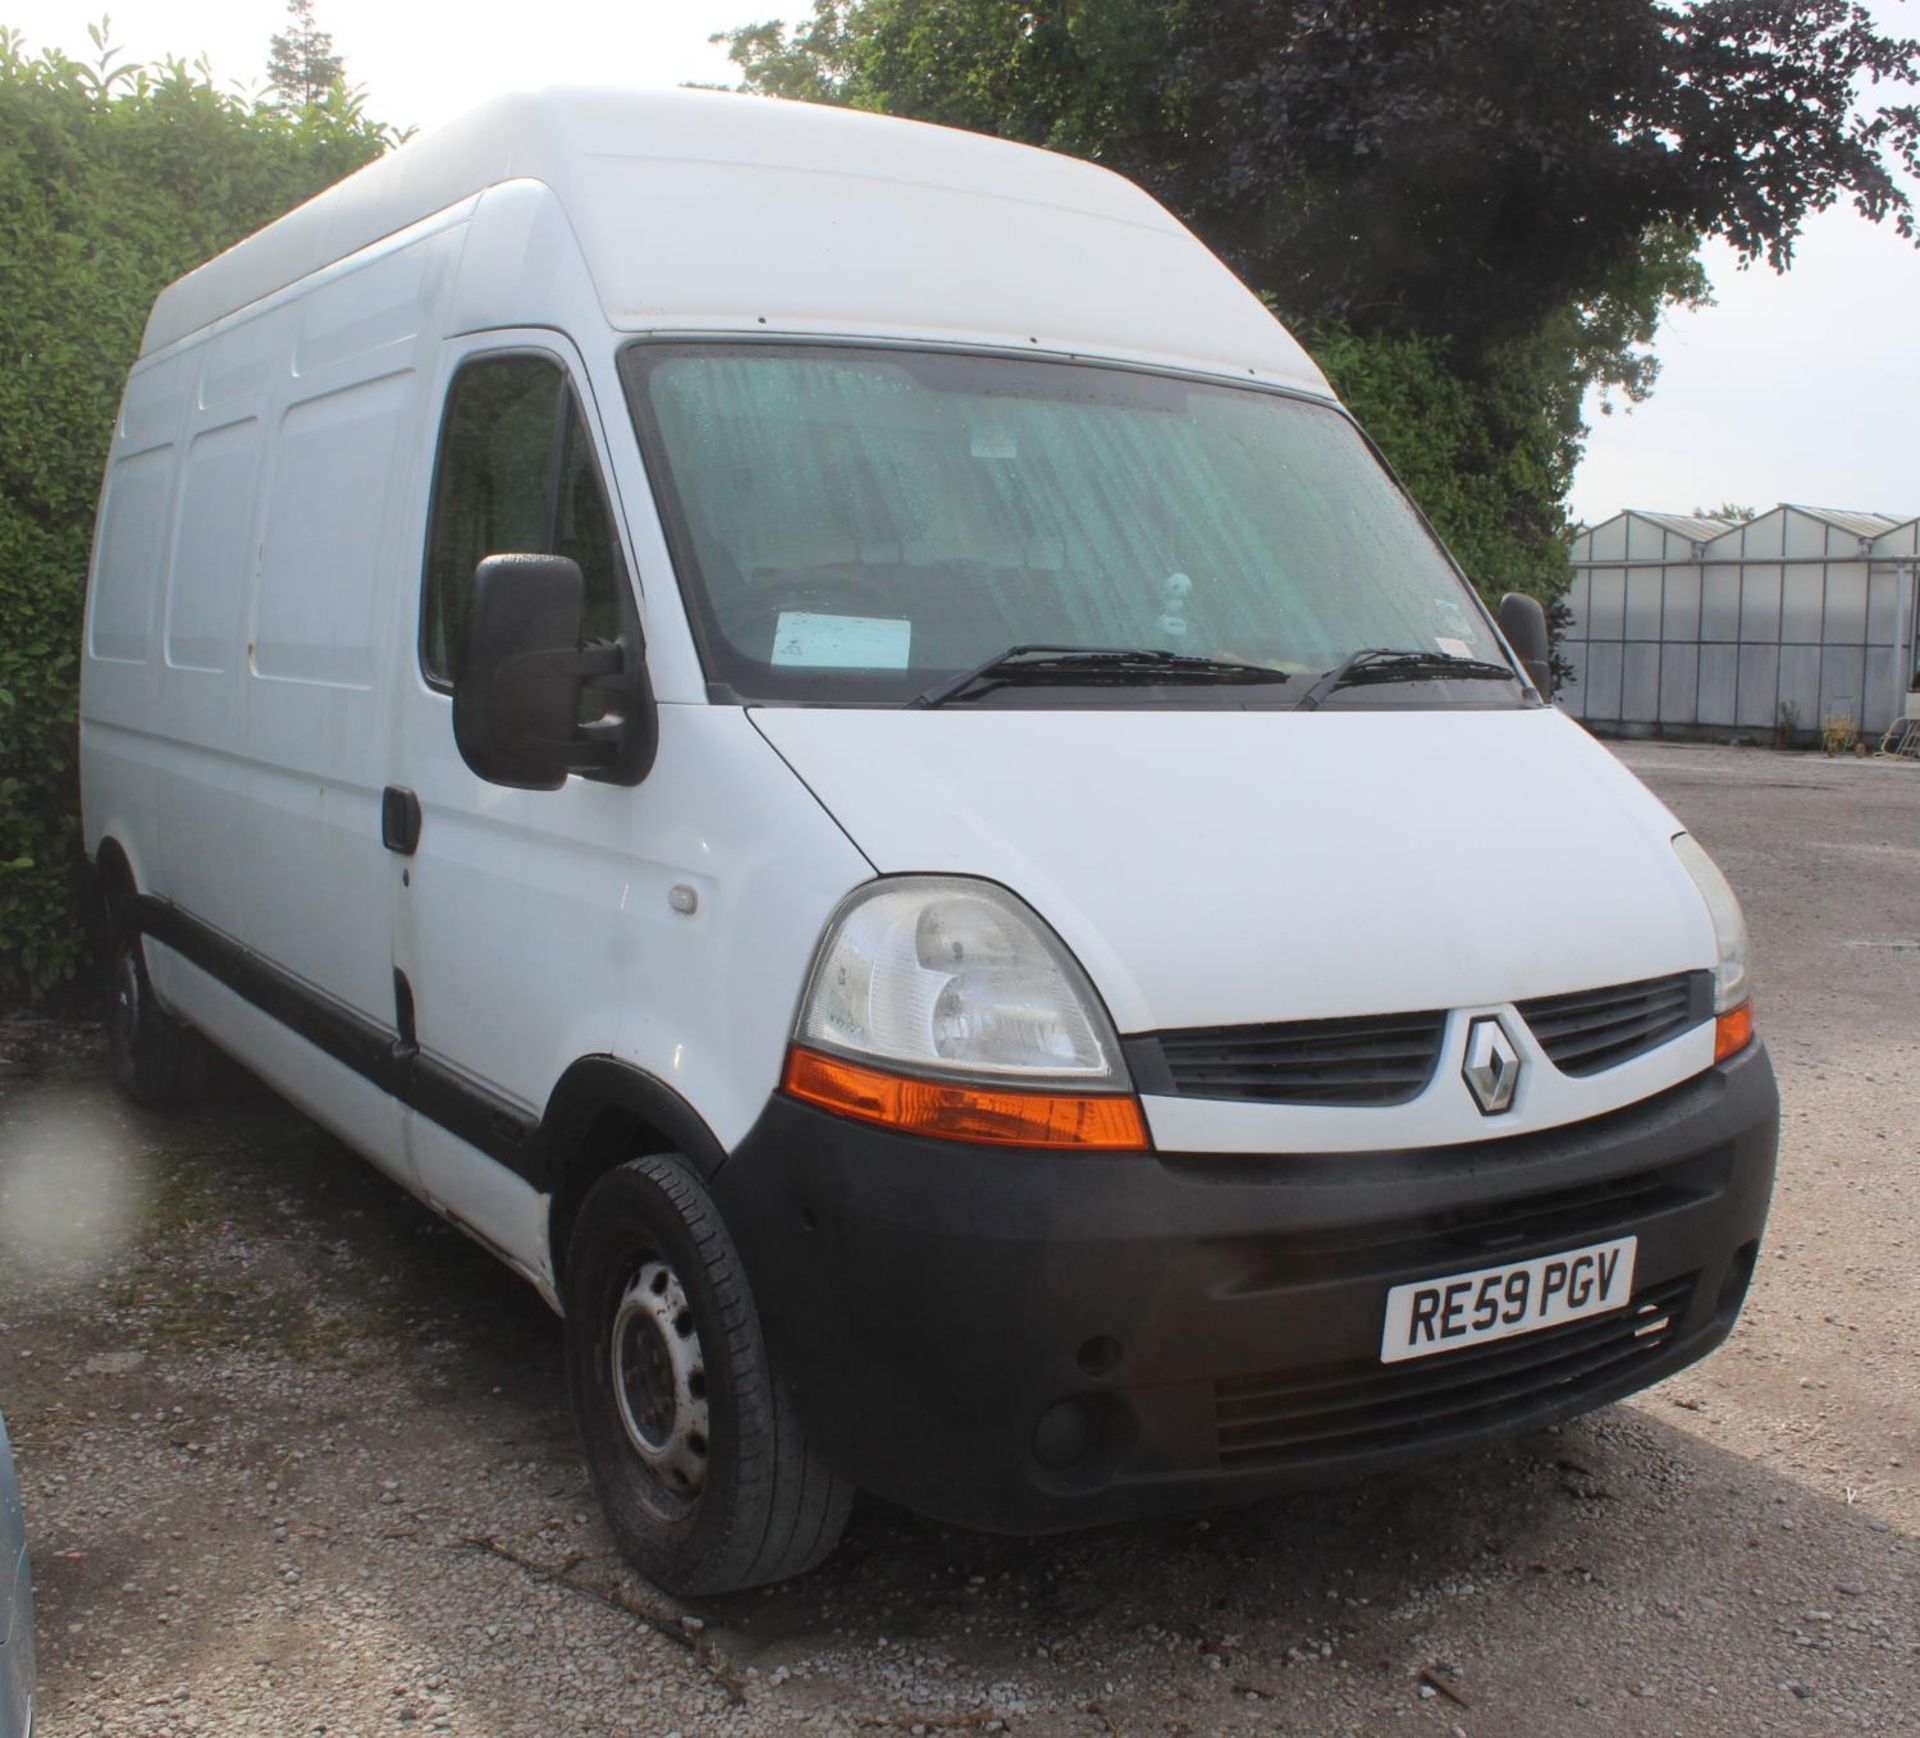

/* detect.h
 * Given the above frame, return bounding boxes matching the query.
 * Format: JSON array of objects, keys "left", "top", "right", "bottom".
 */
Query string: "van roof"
[{"left": 140, "top": 87, "right": 1328, "bottom": 396}]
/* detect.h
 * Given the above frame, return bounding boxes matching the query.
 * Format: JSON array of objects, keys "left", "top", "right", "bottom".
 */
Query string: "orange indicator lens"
[
  {"left": 1714, "top": 1001, "right": 1754, "bottom": 1062},
  {"left": 782, "top": 1047, "right": 1150, "bottom": 1150}
]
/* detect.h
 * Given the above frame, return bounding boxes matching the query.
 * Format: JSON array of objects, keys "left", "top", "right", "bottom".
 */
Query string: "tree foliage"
[
  {"left": 267, "top": 0, "right": 345, "bottom": 109},
  {"left": 0, "top": 23, "right": 389, "bottom": 999},
  {"left": 718, "top": 0, "right": 1917, "bottom": 612},
  {"left": 1157, "top": 0, "right": 1919, "bottom": 353}
]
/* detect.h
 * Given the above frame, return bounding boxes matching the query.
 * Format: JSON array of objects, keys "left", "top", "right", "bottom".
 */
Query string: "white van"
[{"left": 80, "top": 89, "right": 1777, "bottom": 1594}]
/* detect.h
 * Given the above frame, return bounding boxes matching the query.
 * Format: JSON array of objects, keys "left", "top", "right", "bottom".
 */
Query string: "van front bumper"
[{"left": 713, "top": 1041, "right": 1778, "bottom": 1534}]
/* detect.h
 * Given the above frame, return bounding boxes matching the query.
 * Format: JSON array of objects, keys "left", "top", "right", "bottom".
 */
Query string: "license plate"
[{"left": 1379, "top": 1236, "right": 1637, "bottom": 1364}]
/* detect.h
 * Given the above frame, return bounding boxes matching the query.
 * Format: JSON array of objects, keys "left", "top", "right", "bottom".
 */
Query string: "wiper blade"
[
  {"left": 909, "top": 644, "right": 1293, "bottom": 709},
  {"left": 1295, "top": 646, "right": 1518, "bottom": 712}
]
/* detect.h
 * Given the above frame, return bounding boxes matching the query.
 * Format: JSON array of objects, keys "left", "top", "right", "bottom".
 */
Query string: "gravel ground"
[{"left": 0, "top": 739, "right": 1914, "bottom": 1737}]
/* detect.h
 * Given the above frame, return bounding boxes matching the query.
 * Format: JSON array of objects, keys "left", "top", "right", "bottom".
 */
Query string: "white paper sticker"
[
  {"left": 1436, "top": 636, "right": 1473, "bottom": 659},
  {"left": 771, "top": 611, "right": 912, "bottom": 669}
]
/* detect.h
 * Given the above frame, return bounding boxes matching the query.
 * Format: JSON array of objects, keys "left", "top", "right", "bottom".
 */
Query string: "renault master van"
[{"left": 80, "top": 89, "right": 1778, "bottom": 1594}]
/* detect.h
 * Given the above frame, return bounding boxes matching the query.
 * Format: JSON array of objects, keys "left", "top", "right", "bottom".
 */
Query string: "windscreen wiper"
[
  {"left": 1295, "top": 646, "right": 1519, "bottom": 712},
  {"left": 909, "top": 645, "right": 1295, "bottom": 710}
]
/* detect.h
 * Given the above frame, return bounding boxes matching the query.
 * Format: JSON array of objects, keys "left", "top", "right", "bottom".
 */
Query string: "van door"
[
  {"left": 389, "top": 333, "right": 641, "bottom": 1277},
  {"left": 212, "top": 310, "right": 426, "bottom": 1184}
]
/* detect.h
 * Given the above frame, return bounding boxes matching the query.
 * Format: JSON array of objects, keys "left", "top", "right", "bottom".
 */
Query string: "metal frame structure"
[{"left": 1563, "top": 506, "right": 1920, "bottom": 739}]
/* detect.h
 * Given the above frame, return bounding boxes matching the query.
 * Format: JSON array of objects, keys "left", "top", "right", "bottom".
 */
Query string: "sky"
[
  {"left": 9, "top": 0, "right": 1919, "bottom": 529},
  {"left": 1572, "top": 210, "right": 1920, "bottom": 525}
]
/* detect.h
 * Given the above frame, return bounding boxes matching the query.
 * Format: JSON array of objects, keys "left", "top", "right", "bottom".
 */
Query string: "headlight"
[
  {"left": 797, "top": 877, "right": 1122, "bottom": 1082},
  {"left": 786, "top": 878, "right": 1146, "bottom": 1150},
  {"left": 1672, "top": 833, "right": 1752, "bottom": 1014}
]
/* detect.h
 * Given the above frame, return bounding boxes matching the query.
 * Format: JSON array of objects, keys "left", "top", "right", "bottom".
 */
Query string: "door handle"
[{"left": 381, "top": 786, "right": 422, "bottom": 855}]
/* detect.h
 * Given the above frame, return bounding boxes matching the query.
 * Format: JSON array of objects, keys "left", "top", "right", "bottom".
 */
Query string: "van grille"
[
  {"left": 1518, "top": 972, "right": 1710, "bottom": 1077},
  {"left": 1212, "top": 1155, "right": 1721, "bottom": 1292},
  {"left": 1131, "top": 1010, "right": 1447, "bottom": 1106},
  {"left": 1213, "top": 1274, "right": 1695, "bottom": 1468},
  {"left": 1131, "top": 969, "right": 1711, "bottom": 1107}
]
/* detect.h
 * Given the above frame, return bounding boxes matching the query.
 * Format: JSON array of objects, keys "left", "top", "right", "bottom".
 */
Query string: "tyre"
[
  {"left": 103, "top": 921, "right": 211, "bottom": 1109},
  {"left": 564, "top": 1152, "right": 852, "bottom": 1595}
]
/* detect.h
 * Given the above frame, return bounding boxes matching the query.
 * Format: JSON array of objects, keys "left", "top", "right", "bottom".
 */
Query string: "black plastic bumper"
[{"left": 712, "top": 1042, "right": 1779, "bottom": 1534}]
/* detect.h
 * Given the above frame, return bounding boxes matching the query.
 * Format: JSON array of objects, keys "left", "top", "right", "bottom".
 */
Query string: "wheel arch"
[
  {"left": 541, "top": 1057, "right": 734, "bottom": 1289},
  {"left": 89, "top": 836, "right": 141, "bottom": 946}
]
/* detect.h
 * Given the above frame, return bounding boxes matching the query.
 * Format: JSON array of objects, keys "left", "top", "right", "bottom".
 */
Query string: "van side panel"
[
  {"left": 157, "top": 952, "right": 416, "bottom": 1184},
  {"left": 151, "top": 315, "right": 279, "bottom": 947},
  {"left": 221, "top": 225, "right": 460, "bottom": 1036},
  {"left": 165, "top": 420, "right": 260, "bottom": 676},
  {"left": 404, "top": 1117, "right": 554, "bottom": 1299},
  {"left": 89, "top": 447, "right": 171, "bottom": 665},
  {"left": 84, "top": 213, "right": 471, "bottom": 1198},
  {"left": 81, "top": 356, "right": 190, "bottom": 969},
  {"left": 252, "top": 376, "right": 408, "bottom": 688}
]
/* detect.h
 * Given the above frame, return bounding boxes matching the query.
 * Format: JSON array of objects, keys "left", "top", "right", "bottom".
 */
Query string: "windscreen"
[{"left": 624, "top": 344, "right": 1507, "bottom": 705}]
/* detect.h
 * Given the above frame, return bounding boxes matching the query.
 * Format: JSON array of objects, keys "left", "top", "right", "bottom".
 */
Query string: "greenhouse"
[{"left": 1562, "top": 505, "right": 1920, "bottom": 743}]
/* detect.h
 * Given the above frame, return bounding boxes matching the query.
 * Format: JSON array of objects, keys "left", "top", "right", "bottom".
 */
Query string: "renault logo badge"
[{"left": 1463, "top": 1016, "right": 1523, "bottom": 1115}]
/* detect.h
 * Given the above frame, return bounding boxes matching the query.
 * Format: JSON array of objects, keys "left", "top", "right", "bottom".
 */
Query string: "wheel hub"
[{"left": 611, "top": 1259, "right": 710, "bottom": 1498}]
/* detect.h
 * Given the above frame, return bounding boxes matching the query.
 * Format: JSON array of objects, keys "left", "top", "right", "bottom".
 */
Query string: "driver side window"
[{"left": 421, "top": 352, "right": 623, "bottom": 686}]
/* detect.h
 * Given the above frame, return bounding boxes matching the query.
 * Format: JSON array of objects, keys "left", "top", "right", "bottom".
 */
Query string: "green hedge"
[{"left": 0, "top": 32, "right": 388, "bottom": 1000}]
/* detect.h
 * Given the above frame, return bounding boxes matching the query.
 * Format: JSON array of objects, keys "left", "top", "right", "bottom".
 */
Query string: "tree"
[
  {"left": 268, "top": 0, "right": 344, "bottom": 108},
  {"left": 0, "top": 25, "right": 390, "bottom": 998},
  {"left": 1156, "top": 0, "right": 1919, "bottom": 356}
]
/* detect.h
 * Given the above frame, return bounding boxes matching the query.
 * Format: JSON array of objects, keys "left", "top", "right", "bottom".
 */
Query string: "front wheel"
[{"left": 564, "top": 1152, "right": 851, "bottom": 1595}]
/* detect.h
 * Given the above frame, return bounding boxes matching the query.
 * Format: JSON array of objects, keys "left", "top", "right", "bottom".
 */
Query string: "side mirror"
[
  {"left": 1498, "top": 591, "right": 1553, "bottom": 697},
  {"left": 453, "top": 554, "right": 636, "bottom": 790}
]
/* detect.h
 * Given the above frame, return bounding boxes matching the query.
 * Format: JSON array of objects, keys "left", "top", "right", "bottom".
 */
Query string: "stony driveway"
[{"left": 1, "top": 740, "right": 1914, "bottom": 1737}]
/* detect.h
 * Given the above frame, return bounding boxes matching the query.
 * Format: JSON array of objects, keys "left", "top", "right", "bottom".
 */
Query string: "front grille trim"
[
  {"left": 1127, "top": 1009, "right": 1447, "bottom": 1107},
  {"left": 1133, "top": 971, "right": 1712, "bottom": 1106},
  {"left": 1209, "top": 1154, "right": 1723, "bottom": 1295},
  {"left": 1519, "top": 971, "right": 1712, "bottom": 1077},
  {"left": 1213, "top": 1274, "right": 1695, "bottom": 1468}
]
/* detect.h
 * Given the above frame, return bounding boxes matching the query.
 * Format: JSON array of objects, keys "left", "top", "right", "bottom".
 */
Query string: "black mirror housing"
[
  {"left": 453, "top": 554, "right": 654, "bottom": 789},
  {"left": 1498, "top": 591, "right": 1553, "bottom": 697}
]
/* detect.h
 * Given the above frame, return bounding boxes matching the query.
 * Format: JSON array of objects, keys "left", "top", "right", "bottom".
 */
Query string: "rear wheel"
[
  {"left": 564, "top": 1152, "right": 851, "bottom": 1594},
  {"left": 103, "top": 918, "right": 211, "bottom": 1109}
]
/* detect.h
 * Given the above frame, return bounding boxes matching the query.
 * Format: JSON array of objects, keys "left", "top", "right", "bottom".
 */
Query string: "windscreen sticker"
[
  {"left": 771, "top": 611, "right": 912, "bottom": 669},
  {"left": 1436, "top": 635, "right": 1473, "bottom": 659}
]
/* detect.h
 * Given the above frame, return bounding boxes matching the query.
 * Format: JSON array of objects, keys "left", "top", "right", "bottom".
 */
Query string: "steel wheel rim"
[{"left": 610, "top": 1258, "right": 710, "bottom": 1502}]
